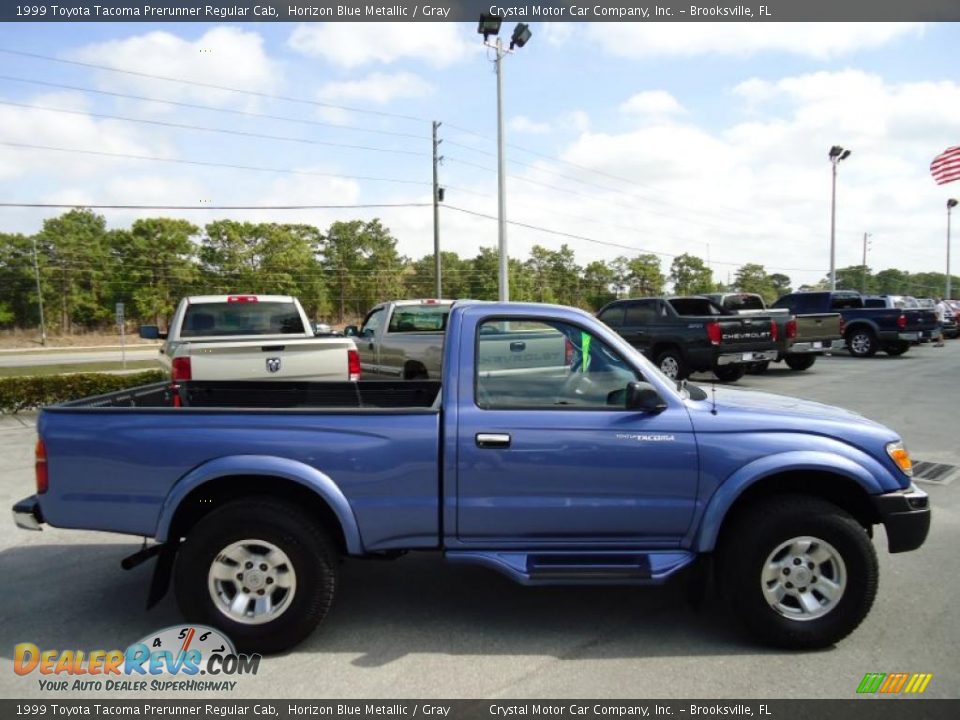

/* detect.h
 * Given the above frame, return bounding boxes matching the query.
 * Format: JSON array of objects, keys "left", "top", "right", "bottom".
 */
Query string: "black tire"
[
  {"left": 713, "top": 364, "right": 746, "bottom": 383},
  {"left": 746, "top": 361, "right": 770, "bottom": 375},
  {"left": 784, "top": 355, "right": 817, "bottom": 371},
  {"left": 717, "top": 495, "right": 878, "bottom": 649},
  {"left": 654, "top": 348, "right": 689, "bottom": 381},
  {"left": 846, "top": 328, "right": 878, "bottom": 358},
  {"left": 883, "top": 341, "right": 910, "bottom": 357},
  {"left": 174, "top": 497, "right": 339, "bottom": 654}
]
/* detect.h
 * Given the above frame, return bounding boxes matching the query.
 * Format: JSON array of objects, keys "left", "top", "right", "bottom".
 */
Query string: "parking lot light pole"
[
  {"left": 948, "top": 199, "right": 958, "bottom": 300},
  {"left": 478, "top": 15, "right": 532, "bottom": 302},
  {"left": 828, "top": 145, "right": 851, "bottom": 291}
]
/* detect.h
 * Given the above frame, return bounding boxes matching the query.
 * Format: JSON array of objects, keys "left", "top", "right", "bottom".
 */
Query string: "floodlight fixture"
[
  {"left": 477, "top": 14, "right": 501, "bottom": 40},
  {"left": 510, "top": 23, "right": 532, "bottom": 49}
]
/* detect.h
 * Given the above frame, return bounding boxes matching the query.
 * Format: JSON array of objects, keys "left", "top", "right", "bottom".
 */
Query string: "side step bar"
[{"left": 446, "top": 550, "right": 695, "bottom": 586}]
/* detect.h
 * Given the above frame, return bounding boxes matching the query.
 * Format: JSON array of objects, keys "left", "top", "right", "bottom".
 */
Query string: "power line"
[
  {"left": 0, "top": 141, "right": 432, "bottom": 187},
  {"left": 0, "top": 202, "right": 430, "bottom": 210},
  {"left": 0, "top": 47, "right": 428, "bottom": 124},
  {"left": 0, "top": 100, "right": 427, "bottom": 157},
  {"left": 0, "top": 74, "right": 429, "bottom": 141},
  {"left": 443, "top": 204, "right": 822, "bottom": 273}
]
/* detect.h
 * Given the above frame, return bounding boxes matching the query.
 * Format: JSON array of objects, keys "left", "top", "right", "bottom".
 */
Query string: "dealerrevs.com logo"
[
  {"left": 14, "top": 625, "right": 260, "bottom": 692},
  {"left": 856, "top": 672, "right": 934, "bottom": 695}
]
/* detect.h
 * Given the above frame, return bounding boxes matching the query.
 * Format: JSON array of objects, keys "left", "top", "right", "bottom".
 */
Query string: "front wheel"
[
  {"left": 655, "top": 348, "right": 689, "bottom": 381},
  {"left": 718, "top": 496, "right": 878, "bottom": 649},
  {"left": 784, "top": 355, "right": 817, "bottom": 371},
  {"left": 713, "top": 364, "right": 746, "bottom": 383},
  {"left": 174, "top": 497, "right": 339, "bottom": 654}
]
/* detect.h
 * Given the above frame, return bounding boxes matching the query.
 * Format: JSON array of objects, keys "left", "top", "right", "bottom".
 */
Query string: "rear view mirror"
[
  {"left": 139, "top": 325, "right": 163, "bottom": 340},
  {"left": 626, "top": 382, "right": 667, "bottom": 413},
  {"left": 343, "top": 325, "right": 359, "bottom": 337}
]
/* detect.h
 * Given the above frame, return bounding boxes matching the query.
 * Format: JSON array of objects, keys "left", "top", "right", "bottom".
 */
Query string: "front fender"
[
  {"left": 153, "top": 455, "right": 364, "bottom": 554},
  {"left": 693, "top": 450, "right": 885, "bottom": 553}
]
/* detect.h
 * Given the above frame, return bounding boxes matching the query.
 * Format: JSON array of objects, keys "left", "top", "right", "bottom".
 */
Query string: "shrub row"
[{"left": 0, "top": 370, "right": 166, "bottom": 413}]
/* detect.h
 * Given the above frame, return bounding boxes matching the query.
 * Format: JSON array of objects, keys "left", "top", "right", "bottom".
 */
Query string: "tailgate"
[
  {"left": 794, "top": 313, "right": 842, "bottom": 342},
  {"left": 717, "top": 316, "right": 775, "bottom": 351},
  {"left": 184, "top": 338, "right": 353, "bottom": 381},
  {"left": 902, "top": 309, "right": 938, "bottom": 331}
]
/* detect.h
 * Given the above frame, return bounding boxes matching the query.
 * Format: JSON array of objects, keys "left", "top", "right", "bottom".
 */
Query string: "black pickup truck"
[
  {"left": 597, "top": 296, "right": 778, "bottom": 382},
  {"left": 772, "top": 291, "right": 939, "bottom": 357}
]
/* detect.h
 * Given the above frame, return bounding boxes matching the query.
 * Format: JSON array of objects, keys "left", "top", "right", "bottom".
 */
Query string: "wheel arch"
[
  {"left": 695, "top": 455, "right": 884, "bottom": 553},
  {"left": 155, "top": 456, "right": 364, "bottom": 555}
]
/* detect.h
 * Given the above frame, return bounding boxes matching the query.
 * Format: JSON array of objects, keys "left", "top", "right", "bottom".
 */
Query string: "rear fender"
[
  {"left": 153, "top": 455, "right": 364, "bottom": 554},
  {"left": 693, "top": 450, "right": 884, "bottom": 553}
]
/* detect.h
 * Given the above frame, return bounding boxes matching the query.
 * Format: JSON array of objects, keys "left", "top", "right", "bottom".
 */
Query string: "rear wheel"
[
  {"left": 846, "top": 329, "right": 878, "bottom": 358},
  {"left": 713, "top": 364, "right": 746, "bottom": 383},
  {"left": 655, "top": 348, "right": 689, "bottom": 381},
  {"left": 784, "top": 355, "right": 817, "bottom": 371},
  {"left": 717, "top": 496, "right": 878, "bottom": 649},
  {"left": 174, "top": 497, "right": 339, "bottom": 654},
  {"left": 883, "top": 341, "right": 910, "bottom": 357}
]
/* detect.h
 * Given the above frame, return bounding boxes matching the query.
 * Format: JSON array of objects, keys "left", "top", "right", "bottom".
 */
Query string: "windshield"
[{"left": 722, "top": 294, "right": 766, "bottom": 312}]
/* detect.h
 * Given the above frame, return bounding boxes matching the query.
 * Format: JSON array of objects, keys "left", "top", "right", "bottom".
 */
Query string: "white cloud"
[
  {"left": 318, "top": 72, "right": 433, "bottom": 105},
  {"left": 620, "top": 91, "right": 686, "bottom": 117},
  {"left": 509, "top": 115, "right": 551, "bottom": 135},
  {"left": 72, "top": 28, "right": 280, "bottom": 109},
  {"left": 288, "top": 23, "right": 475, "bottom": 68},
  {"left": 583, "top": 23, "right": 925, "bottom": 60}
]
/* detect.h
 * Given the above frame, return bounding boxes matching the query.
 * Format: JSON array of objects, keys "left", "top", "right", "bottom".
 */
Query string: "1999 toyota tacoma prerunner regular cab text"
[{"left": 13, "top": 302, "right": 930, "bottom": 652}]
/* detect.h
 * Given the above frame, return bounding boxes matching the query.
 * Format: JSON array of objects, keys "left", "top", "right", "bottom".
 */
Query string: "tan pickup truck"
[
  {"left": 139, "top": 295, "right": 359, "bottom": 382},
  {"left": 705, "top": 292, "right": 842, "bottom": 372}
]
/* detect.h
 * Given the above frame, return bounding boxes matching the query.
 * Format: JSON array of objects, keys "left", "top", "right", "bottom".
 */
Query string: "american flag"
[{"left": 930, "top": 146, "right": 960, "bottom": 185}]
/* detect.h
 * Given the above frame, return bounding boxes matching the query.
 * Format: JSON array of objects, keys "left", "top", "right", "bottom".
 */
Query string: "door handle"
[
  {"left": 509, "top": 341, "right": 526, "bottom": 352},
  {"left": 476, "top": 433, "right": 511, "bottom": 448}
]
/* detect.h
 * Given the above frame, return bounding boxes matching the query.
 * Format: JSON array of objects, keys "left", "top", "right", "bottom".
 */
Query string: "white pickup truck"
[{"left": 139, "top": 295, "right": 359, "bottom": 382}]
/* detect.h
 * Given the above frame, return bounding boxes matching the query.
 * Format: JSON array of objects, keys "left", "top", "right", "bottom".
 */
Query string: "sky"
[{"left": 0, "top": 20, "right": 958, "bottom": 290}]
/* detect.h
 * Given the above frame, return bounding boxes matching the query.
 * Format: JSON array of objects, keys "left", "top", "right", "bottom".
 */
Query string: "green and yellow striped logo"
[{"left": 857, "top": 672, "right": 933, "bottom": 694}]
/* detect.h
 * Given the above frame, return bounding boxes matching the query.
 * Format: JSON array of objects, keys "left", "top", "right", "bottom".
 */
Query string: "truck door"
[
  {"left": 455, "top": 316, "right": 699, "bottom": 545},
  {"left": 357, "top": 307, "right": 386, "bottom": 377}
]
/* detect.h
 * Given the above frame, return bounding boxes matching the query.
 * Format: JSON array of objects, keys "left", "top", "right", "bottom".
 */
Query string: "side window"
[
  {"left": 475, "top": 319, "right": 642, "bottom": 410},
  {"left": 623, "top": 301, "right": 656, "bottom": 325},
  {"left": 597, "top": 305, "right": 625, "bottom": 328},
  {"left": 359, "top": 308, "right": 386, "bottom": 338}
]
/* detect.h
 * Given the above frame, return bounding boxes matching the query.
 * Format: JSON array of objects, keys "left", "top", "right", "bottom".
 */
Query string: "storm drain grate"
[{"left": 912, "top": 461, "right": 958, "bottom": 486}]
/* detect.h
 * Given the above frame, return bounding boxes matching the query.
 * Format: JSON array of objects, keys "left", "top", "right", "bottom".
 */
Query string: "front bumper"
[
  {"left": 12, "top": 495, "right": 43, "bottom": 531},
  {"left": 872, "top": 484, "right": 930, "bottom": 553},
  {"left": 716, "top": 350, "right": 777, "bottom": 366}
]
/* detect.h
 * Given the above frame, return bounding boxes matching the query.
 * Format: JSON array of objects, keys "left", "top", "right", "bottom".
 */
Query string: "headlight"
[{"left": 886, "top": 441, "right": 913, "bottom": 477}]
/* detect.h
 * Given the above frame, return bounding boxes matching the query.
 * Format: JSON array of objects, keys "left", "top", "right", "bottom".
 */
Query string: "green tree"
[
  {"left": 769, "top": 273, "right": 792, "bottom": 298},
  {"left": 669, "top": 253, "right": 713, "bottom": 295},
  {"left": 0, "top": 233, "right": 41, "bottom": 327},
  {"left": 626, "top": 253, "right": 665, "bottom": 297},
  {"left": 874, "top": 268, "right": 909, "bottom": 295},
  {"left": 830, "top": 265, "right": 875, "bottom": 294},
  {"left": 583, "top": 260, "right": 616, "bottom": 310},
  {"left": 110, "top": 218, "right": 200, "bottom": 325},
  {"left": 734, "top": 263, "right": 778, "bottom": 304},
  {"left": 37, "top": 210, "right": 112, "bottom": 331}
]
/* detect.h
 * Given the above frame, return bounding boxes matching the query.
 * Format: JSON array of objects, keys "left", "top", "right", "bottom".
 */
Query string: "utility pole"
[
  {"left": 31, "top": 236, "right": 46, "bottom": 346},
  {"left": 432, "top": 121, "right": 443, "bottom": 298},
  {"left": 948, "top": 199, "right": 957, "bottom": 300},
  {"left": 494, "top": 37, "right": 508, "bottom": 302},
  {"left": 828, "top": 146, "right": 851, "bottom": 291},
  {"left": 861, "top": 232, "right": 871, "bottom": 293}
]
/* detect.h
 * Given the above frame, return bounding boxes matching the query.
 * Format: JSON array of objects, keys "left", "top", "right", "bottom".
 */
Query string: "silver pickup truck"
[
  {"left": 140, "top": 295, "right": 359, "bottom": 382},
  {"left": 347, "top": 299, "right": 567, "bottom": 380}
]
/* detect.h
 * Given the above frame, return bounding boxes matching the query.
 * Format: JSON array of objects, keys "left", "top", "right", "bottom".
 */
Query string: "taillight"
[
  {"left": 897, "top": 314, "right": 907, "bottom": 329},
  {"left": 707, "top": 321, "right": 722, "bottom": 346},
  {"left": 171, "top": 356, "right": 192, "bottom": 381},
  {"left": 786, "top": 319, "right": 797, "bottom": 340},
  {"left": 348, "top": 349, "right": 361, "bottom": 381},
  {"left": 839, "top": 317, "right": 846, "bottom": 335},
  {"left": 564, "top": 337, "right": 574, "bottom": 365},
  {"left": 227, "top": 295, "right": 258, "bottom": 303},
  {"left": 770, "top": 320, "right": 778, "bottom": 342},
  {"left": 35, "top": 438, "right": 48, "bottom": 495}
]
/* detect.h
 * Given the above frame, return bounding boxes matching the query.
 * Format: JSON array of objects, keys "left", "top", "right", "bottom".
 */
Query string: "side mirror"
[
  {"left": 343, "top": 325, "right": 359, "bottom": 337},
  {"left": 139, "top": 325, "right": 163, "bottom": 340},
  {"left": 625, "top": 382, "right": 667, "bottom": 413}
]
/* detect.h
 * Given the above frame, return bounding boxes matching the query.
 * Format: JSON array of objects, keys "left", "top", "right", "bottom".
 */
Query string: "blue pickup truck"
[{"left": 13, "top": 302, "right": 930, "bottom": 653}]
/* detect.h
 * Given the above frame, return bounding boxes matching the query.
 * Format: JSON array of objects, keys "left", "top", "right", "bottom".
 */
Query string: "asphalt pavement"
[{"left": 0, "top": 343, "right": 957, "bottom": 699}]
